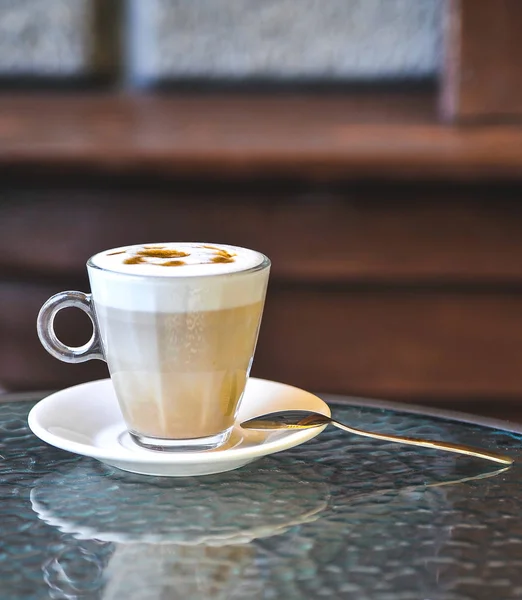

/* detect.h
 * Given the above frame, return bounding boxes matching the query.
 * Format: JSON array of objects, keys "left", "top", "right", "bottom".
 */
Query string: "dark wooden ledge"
[{"left": 1, "top": 91, "right": 522, "bottom": 181}]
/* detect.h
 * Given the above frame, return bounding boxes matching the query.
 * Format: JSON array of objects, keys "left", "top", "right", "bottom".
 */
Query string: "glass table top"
[{"left": 1, "top": 393, "right": 522, "bottom": 599}]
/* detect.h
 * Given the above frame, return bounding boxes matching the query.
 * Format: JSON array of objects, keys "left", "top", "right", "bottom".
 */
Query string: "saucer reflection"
[
  {"left": 30, "top": 458, "right": 329, "bottom": 546},
  {"left": 33, "top": 458, "right": 329, "bottom": 599}
]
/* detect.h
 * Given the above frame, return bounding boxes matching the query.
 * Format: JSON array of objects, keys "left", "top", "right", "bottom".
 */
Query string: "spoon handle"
[{"left": 331, "top": 420, "right": 513, "bottom": 465}]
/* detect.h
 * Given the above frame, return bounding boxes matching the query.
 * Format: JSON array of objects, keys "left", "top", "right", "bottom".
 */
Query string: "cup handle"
[{"left": 37, "top": 291, "right": 104, "bottom": 363}]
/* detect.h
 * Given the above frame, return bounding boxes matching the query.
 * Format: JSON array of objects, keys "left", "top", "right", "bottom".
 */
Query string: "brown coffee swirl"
[{"left": 115, "top": 245, "right": 236, "bottom": 268}]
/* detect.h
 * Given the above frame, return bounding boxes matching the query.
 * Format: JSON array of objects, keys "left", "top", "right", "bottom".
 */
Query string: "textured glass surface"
[{"left": 1, "top": 398, "right": 522, "bottom": 599}]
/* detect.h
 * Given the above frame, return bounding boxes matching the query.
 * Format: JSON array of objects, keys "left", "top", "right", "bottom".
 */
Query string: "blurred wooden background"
[{"left": 1, "top": 0, "right": 522, "bottom": 419}]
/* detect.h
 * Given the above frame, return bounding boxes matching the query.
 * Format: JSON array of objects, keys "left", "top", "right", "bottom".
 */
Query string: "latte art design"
[
  {"left": 107, "top": 244, "right": 236, "bottom": 267},
  {"left": 108, "top": 244, "right": 236, "bottom": 268}
]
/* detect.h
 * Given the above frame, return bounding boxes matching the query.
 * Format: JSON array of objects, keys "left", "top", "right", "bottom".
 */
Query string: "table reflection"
[
  {"left": 30, "top": 452, "right": 509, "bottom": 599},
  {"left": 1, "top": 398, "right": 521, "bottom": 599}
]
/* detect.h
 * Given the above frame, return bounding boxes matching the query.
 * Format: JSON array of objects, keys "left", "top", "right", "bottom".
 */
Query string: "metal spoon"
[{"left": 241, "top": 410, "right": 513, "bottom": 465}]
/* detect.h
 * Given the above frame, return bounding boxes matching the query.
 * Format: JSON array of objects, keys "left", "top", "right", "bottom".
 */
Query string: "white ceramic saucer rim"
[{"left": 28, "top": 378, "right": 330, "bottom": 465}]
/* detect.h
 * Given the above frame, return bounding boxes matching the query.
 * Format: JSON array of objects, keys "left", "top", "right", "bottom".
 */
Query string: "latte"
[{"left": 87, "top": 243, "right": 270, "bottom": 449}]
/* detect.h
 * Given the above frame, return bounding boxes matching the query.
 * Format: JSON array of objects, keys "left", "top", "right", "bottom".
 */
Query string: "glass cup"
[{"left": 37, "top": 243, "right": 270, "bottom": 452}]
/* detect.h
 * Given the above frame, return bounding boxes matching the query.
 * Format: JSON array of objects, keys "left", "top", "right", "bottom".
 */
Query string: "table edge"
[{"left": 320, "top": 393, "right": 522, "bottom": 435}]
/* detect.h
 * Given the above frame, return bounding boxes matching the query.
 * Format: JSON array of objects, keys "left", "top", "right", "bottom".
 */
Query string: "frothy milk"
[
  {"left": 87, "top": 243, "right": 270, "bottom": 446},
  {"left": 91, "top": 242, "right": 265, "bottom": 277},
  {"left": 88, "top": 243, "right": 267, "bottom": 313}
]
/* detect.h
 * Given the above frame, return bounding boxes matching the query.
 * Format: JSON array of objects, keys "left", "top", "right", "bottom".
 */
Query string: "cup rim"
[{"left": 86, "top": 243, "right": 271, "bottom": 280}]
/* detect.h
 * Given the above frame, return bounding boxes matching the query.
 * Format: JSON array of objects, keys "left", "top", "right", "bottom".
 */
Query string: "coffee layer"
[{"left": 96, "top": 301, "right": 264, "bottom": 439}]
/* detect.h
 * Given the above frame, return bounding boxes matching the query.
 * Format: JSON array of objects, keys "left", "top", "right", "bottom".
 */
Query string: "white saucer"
[{"left": 28, "top": 377, "right": 330, "bottom": 477}]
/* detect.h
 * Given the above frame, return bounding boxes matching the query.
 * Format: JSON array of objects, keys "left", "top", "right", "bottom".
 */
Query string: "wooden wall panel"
[
  {"left": 442, "top": 0, "right": 522, "bottom": 122},
  {"left": 2, "top": 188, "right": 522, "bottom": 284},
  {"left": 254, "top": 287, "right": 522, "bottom": 402},
  {"left": 2, "top": 93, "right": 522, "bottom": 180}
]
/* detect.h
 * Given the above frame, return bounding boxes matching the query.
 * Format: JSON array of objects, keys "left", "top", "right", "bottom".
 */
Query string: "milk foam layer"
[
  {"left": 87, "top": 243, "right": 269, "bottom": 312},
  {"left": 90, "top": 243, "right": 264, "bottom": 277}
]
